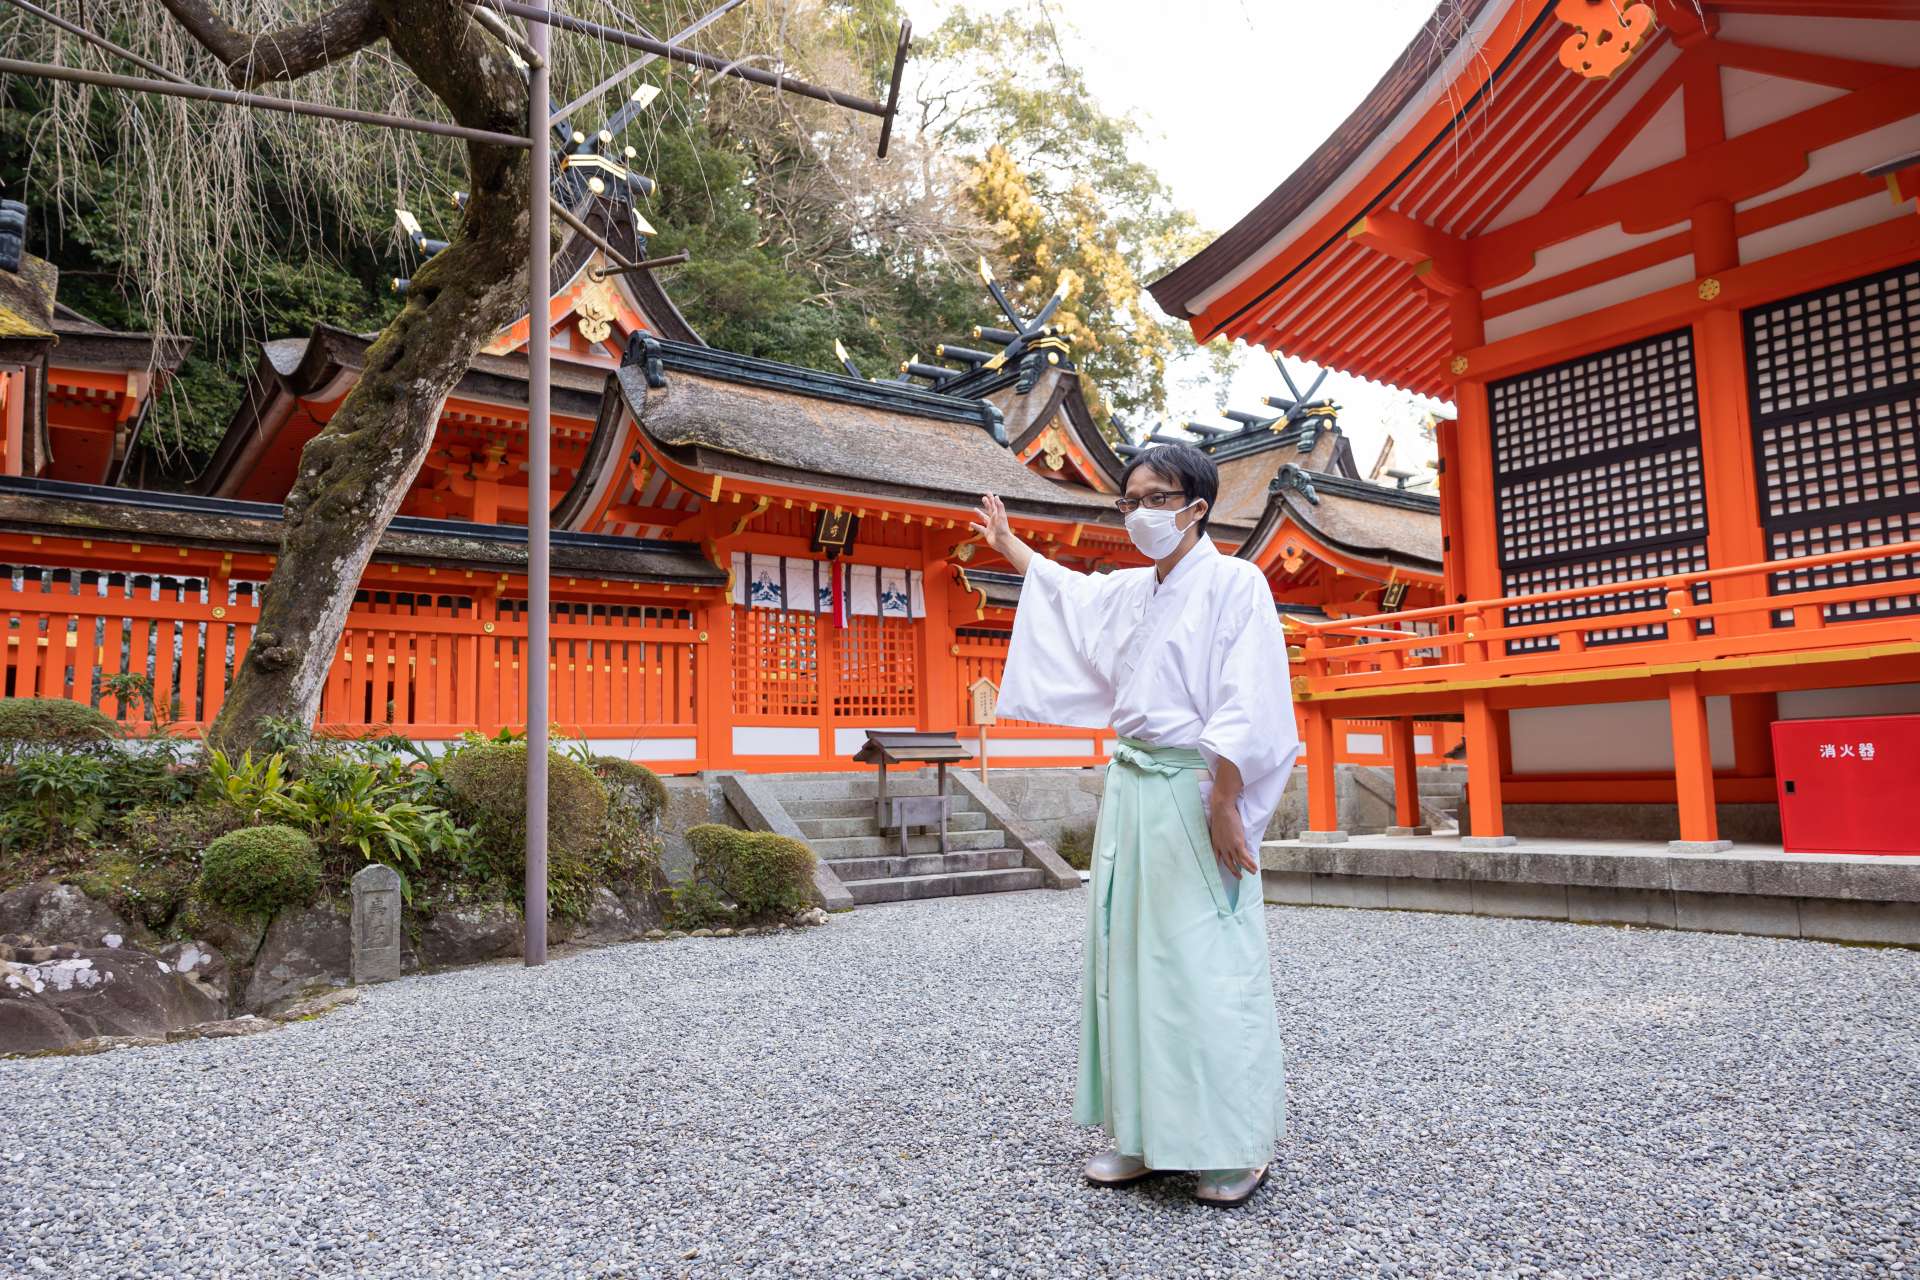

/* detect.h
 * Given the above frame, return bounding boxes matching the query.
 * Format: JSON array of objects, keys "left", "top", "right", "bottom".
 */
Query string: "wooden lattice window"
[
  {"left": 1489, "top": 329, "right": 1710, "bottom": 654},
  {"left": 730, "top": 605, "right": 819, "bottom": 718},
  {"left": 1747, "top": 260, "right": 1920, "bottom": 624},
  {"left": 835, "top": 615, "right": 918, "bottom": 721}
]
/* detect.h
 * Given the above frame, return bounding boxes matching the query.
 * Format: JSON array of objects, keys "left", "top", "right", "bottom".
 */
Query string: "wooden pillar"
[
  {"left": 1387, "top": 717, "right": 1425, "bottom": 834},
  {"left": 1667, "top": 672, "right": 1727, "bottom": 850},
  {"left": 1694, "top": 307, "right": 1769, "bottom": 636},
  {"left": 1, "top": 367, "right": 24, "bottom": 477},
  {"left": 1301, "top": 707, "right": 1342, "bottom": 841},
  {"left": 1731, "top": 691, "right": 1777, "bottom": 779},
  {"left": 1462, "top": 691, "right": 1514, "bottom": 846},
  {"left": 917, "top": 529, "right": 958, "bottom": 733},
  {"left": 1450, "top": 380, "right": 1504, "bottom": 602}
]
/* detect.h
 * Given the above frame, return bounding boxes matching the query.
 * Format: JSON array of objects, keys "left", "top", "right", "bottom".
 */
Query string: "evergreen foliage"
[
  {"left": 1, "top": 0, "right": 1213, "bottom": 472},
  {"left": 673, "top": 824, "right": 817, "bottom": 926},
  {"left": 198, "top": 824, "right": 322, "bottom": 921}
]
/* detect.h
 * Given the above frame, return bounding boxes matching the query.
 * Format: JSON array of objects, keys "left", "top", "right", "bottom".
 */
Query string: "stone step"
[
  {"left": 768, "top": 775, "right": 972, "bottom": 801},
  {"left": 795, "top": 811, "right": 990, "bottom": 840},
  {"left": 779, "top": 794, "right": 983, "bottom": 820},
  {"left": 845, "top": 866, "right": 1046, "bottom": 905},
  {"left": 812, "top": 829, "right": 1003, "bottom": 859},
  {"left": 830, "top": 848, "right": 1026, "bottom": 882}
]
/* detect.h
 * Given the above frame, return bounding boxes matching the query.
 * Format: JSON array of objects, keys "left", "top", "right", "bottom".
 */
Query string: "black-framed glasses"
[{"left": 1114, "top": 490, "right": 1187, "bottom": 516}]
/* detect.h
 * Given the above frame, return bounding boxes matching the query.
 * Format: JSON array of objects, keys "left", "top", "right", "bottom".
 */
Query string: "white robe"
[
  {"left": 997, "top": 535, "right": 1301, "bottom": 847},
  {"left": 997, "top": 534, "right": 1300, "bottom": 1168}
]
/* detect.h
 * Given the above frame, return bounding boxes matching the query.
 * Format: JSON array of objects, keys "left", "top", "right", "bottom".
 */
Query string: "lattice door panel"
[
  {"left": 1746, "top": 259, "right": 1920, "bottom": 624},
  {"left": 1489, "top": 329, "right": 1709, "bottom": 655},
  {"left": 1768, "top": 509, "right": 1920, "bottom": 626},
  {"left": 1491, "top": 330, "right": 1698, "bottom": 474},
  {"left": 835, "top": 616, "right": 918, "bottom": 722},
  {"left": 1503, "top": 544, "right": 1712, "bottom": 654},
  {"left": 730, "top": 606, "right": 820, "bottom": 718},
  {"left": 1748, "top": 262, "right": 1920, "bottom": 420},
  {"left": 1495, "top": 444, "right": 1709, "bottom": 563}
]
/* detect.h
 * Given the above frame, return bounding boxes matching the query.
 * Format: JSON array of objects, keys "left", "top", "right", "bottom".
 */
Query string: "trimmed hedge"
[
  {"left": 198, "top": 824, "right": 321, "bottom": 920},
  {"left": 593, "top": 757, "right": 668, "bottom": 826},
  {"left": 442, "top": 741, "right": 609, "bottom": 865},
  {"left": 0, "top": 698, "right": 120, "bottom": 755},
  {"left": 674, "top": 824, "right": 817, "bottom": 926}
]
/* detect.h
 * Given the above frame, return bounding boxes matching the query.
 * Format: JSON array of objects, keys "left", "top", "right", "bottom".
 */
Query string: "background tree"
[{"left": 0, "top": 0, "right": 1225, "bottom": 748}]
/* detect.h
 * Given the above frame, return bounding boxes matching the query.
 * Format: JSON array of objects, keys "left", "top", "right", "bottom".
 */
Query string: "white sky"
[{"left": 899, "top": 0, "right": 1457, "bottom": 471}]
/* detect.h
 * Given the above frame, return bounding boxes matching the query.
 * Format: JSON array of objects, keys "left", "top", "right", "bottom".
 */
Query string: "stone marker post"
[{"left": 350, "top": 864, "right": 404, "bottom": 985}]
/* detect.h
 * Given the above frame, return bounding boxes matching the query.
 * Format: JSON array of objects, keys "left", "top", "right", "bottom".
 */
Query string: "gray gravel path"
[{"left": 5, "top": 891, "right": 1919, "bottom": 1279}]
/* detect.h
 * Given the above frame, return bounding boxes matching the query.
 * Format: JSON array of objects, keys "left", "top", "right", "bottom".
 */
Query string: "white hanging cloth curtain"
[{"left": 732, "top": 552, "right": 923, "bottom": 619}]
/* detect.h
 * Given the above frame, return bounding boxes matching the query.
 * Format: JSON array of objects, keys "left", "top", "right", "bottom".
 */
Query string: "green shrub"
[
  {"left": 1055, "top": 822, "right": 1095, "bottom": 872},
  {"left": 442, "top": 741, "right": 610, "bottom": 918},
  {"left": 198, "top": 825, "right": 321, "bottom": 920},
  {"left": 594, "top": 757, "right": 668, "bottom": 827},
  {"left": 672, "top": 824, "right": 816, "bottom": 926},
  {"left": 0, "top": 698, "right": 120, "bottom": 759},
  {"left": 4, "top": 751, "right": 112, "bottom": 846}
]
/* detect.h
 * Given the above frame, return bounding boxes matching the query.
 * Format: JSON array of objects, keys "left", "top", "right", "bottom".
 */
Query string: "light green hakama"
[{"left": 1075, "top": 737, "right": 1286, "bottom": 1171}]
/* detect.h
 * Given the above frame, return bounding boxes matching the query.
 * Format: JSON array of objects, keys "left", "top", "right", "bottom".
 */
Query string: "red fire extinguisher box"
[{"left": 1772, "top": 714, "right": 1920, "bottom": 855}]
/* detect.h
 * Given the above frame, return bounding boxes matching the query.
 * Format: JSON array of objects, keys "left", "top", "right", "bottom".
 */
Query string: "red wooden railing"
[{"left": 1290, "top": 539, "right": 1920, "bottom": 694}]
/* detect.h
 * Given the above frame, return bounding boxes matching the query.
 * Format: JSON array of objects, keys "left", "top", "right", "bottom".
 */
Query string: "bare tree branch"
[{"left": 156, "top": 0, "right": 383, "bottom": 88}]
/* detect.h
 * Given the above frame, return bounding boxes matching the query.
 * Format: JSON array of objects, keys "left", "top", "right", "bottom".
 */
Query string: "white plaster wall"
[
  {"left": 732, "top": 726, "right": 819, "bottom": 756},
  {"left": 1777, "top": 685, "right": 1920, "bottom": 721},
  {"left": 1509, "top": 698, "right": 1735, "bottom": 774}
]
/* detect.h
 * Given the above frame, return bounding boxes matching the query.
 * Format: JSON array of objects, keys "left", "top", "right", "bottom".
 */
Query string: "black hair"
[{"left": 1120, "top": 443, "right": 1219, "bottom": 537}]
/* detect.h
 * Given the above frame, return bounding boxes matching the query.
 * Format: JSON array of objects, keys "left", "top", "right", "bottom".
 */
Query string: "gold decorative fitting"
[
  {"left": 1555, "top": 0, "right": 1654, "bottom": 79},
  {"left": 211, "top": 606, "right": 226, "bottom": 620},
  {"left": 576, "top": 278, "right": 619, "bottom": 343},
  {"left": 1037, "top": 425, "right": 1069, "bottom": 472},
  {"left": 1698, "top": 277, "right": 1723, "bottom": 301},
  {"left": 1449, "top": 355, "right": 1469, "bottom": 376},
  {"left": 482, "top": 622, "right": 496, "bottom": 634},
  {"left": 698, "top": 631, "right": 709, "bottom": 642}
]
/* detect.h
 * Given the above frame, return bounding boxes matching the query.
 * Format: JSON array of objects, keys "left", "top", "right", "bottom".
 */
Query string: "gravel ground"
[{"left": 5, "top": 891, "right": 1920, "bottom": 1280}]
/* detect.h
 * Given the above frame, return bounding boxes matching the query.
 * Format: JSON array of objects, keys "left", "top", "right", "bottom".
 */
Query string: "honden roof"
[
  {"left": 0, "top": 476, "right": 725, "bottom": 585},
  {"left": 1148, "top": 0, "right": 1500, "bottom": 323},
  {"left": 615, "top": 338, "right": 1120, "bottom": 522},
  {"left": 1239, "top": 468, "right": 1443, "bottom": 578},
  {"left": 0, "top": 256, "right": 58, "bottom": 343}
]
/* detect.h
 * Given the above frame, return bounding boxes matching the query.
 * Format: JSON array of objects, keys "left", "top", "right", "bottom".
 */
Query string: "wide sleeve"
[
  {"left": 996, "top": 554, "right": 1130, "bottom": 729},
  {"left": 1198, "top": 564, "right": 1303, "bottom": 829}
]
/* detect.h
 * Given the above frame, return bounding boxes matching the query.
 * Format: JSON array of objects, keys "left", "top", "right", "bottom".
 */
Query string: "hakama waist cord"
[{"left": 1075, "top": 738, "right": 1286, "bottom": 1171}]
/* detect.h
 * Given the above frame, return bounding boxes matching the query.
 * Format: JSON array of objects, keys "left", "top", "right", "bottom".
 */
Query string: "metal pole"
[
  {"left": 0, "top": 56, "right": 532, "bottom": 149},
  {"left": 524, "top": 4, "right": 552, "bottom": 967},
  {"left": 477, "top": 0, "right": 891, "bottom": 116}
]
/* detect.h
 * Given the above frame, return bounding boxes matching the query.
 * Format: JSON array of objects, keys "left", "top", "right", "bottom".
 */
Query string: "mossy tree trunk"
[{"left": 159, "top": 1, "right": 540, "bottom": 751}]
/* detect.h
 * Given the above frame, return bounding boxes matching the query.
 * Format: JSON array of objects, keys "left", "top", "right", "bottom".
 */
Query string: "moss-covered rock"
[
  {"left": 1054, "top": 822, "right": 1095, "bottom": 872},
  {"left": 673, "top": 825, "right": 817, "bottom": 927},
  {"left": 0, "top": 698, "right": 120, "bottom": 756},
  {"left": 198, "top": 825, "right": 321, "bottom": 921}
]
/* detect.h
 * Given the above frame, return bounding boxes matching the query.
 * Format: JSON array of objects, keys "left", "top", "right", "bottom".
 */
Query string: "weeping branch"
[{"left": 155, "top": 0, "right": 384, "bottom": 88}]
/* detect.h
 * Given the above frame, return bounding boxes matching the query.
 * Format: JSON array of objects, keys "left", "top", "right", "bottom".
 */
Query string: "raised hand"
[{"left": 967, "top": 493, "right": 1036, "bottom": 575}]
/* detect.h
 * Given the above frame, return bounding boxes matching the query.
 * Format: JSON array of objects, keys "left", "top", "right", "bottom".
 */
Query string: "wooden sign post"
[{"left": 969, "top": 677, "right": 999, "bottom": 781}]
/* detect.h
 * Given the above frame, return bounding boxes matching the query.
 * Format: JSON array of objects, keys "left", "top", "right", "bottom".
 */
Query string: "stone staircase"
[
  {"left": 763, "top": 772, "right": 1046, "bottom": 905},
  {"left": 1423, "top": 770, "right": 1466, "bottom": 834}
]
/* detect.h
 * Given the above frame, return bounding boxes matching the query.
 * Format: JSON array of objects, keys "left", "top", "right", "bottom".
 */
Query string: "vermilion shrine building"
[
  {"left": 0, "top": 162, "right": 1456, "bottom": 777},
  {"left": 1151, "top": 0, "right": 1920, "bottom": 849}
]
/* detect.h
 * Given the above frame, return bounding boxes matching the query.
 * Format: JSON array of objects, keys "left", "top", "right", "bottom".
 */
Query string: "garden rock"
[
  {"left": 419, "top": 902, "right": 521, "bottom": 968},
  {"left": 156, "top": 940, "right": 229, "bottom": 1004},
  {"left": 574, "top": 889, "right": 633, "bottom": 945},
  {"left": 0, "top": 882, "right": 133, "bottom": 951},
  {"left": 243, "top": 902, "right": 351, "bottom": 1013},
  {"left": 0, "top": 944, "right": 225, "bottom": 1054}
]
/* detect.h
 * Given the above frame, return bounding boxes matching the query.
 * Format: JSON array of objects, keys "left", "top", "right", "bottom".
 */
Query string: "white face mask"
[{"left": 1124, "top": 500, "right": 1199, "bottom": 560}]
